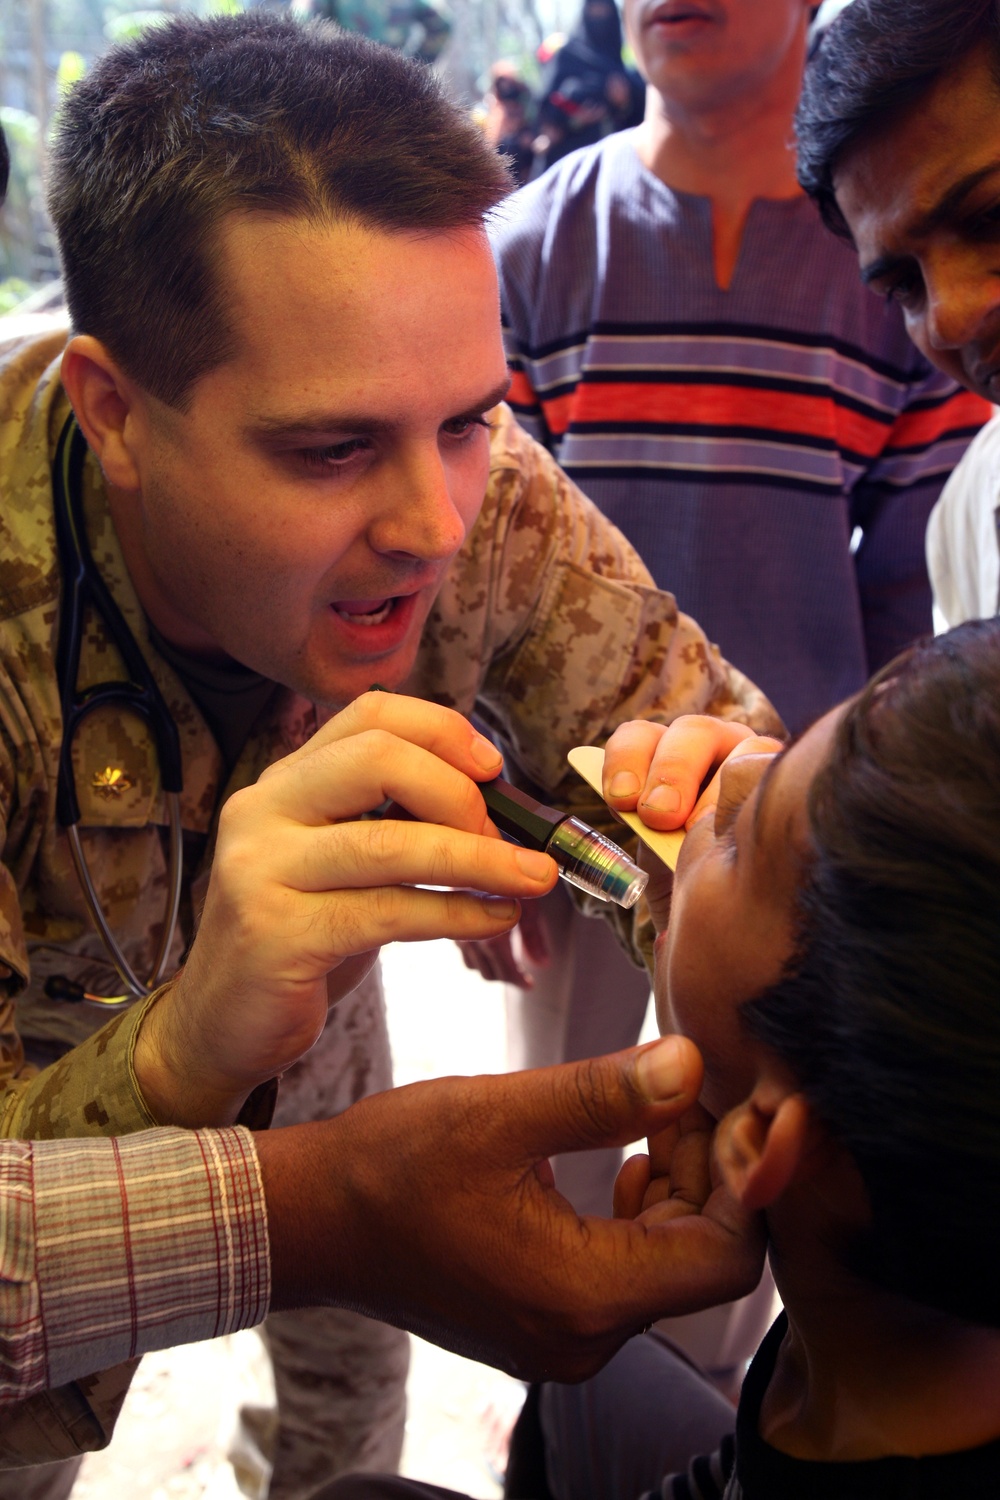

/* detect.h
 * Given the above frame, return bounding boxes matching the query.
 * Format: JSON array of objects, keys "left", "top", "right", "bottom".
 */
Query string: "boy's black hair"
[
  {"left": 744, "top": 618, "right": 1000, "bottom": 1324},
  {"left": 48, "top": 12, "right": 511, "bottom": 409},
  {"left": 797, "top": 0, "right": 1000, "bottom": 237}
]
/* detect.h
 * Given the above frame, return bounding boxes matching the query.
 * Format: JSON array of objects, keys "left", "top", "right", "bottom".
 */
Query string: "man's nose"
[{"left": 369, "top": 446, "right": 469, "bottom": 561}]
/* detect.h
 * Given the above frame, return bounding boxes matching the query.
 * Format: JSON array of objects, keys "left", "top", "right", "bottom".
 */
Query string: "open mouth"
[
  {"left": 332, "top": 597, "right": 397, "bottom": 625},
  {"left": 326, "top": 591, "right": 422, "bottom": 657}
]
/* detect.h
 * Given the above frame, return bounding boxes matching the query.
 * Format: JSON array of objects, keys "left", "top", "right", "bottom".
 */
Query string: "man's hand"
[
  {"left": 256, "top": 1036, "right": 766, "bottom": 1382},
  {"left": 611, "top": 725, "right": 786, "bottom": 935},
  {"left": 135, "top": 692, "right": 558, "bottom": 1126},
  {"left": 602, "top": 714, "right": 783, "bottom": 831}
]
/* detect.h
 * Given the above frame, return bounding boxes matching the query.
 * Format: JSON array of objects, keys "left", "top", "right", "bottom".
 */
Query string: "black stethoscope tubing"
[{"left": 49, "top": 415, "right": 185, "bottom": 1003}]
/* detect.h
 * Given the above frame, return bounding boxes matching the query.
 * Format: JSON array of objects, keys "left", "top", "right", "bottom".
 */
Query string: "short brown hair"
[
  {"left": 48, "top": 12, "right": 512, "bottom": 407},
  {"left": 745, "top": 618, "right": 1000, "bottom": 1325}
]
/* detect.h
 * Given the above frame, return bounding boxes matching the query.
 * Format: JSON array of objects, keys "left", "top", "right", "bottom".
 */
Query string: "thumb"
[{"left": 510, "top": 1036, "right": 704, "bottom": 1161}]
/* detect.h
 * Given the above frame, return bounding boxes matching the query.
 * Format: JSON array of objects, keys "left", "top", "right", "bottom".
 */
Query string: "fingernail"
[
  {"left": 515, "top": 847, "right": 555, "bottom": 882},
  {"left": 641, "top": 783, "right": 682, "bottom": 816},
  {"left": 482, "top": 896, "right": 519, "bottom": 920},
  {"left": 609, "top": 771, "right": 640, "bottom": 798},
  {"left": 471, "top": 735, "right": 503, "bottom": 771},
  {"left": 636, "top": 1037, "right": 687, "bottom": 1101}
]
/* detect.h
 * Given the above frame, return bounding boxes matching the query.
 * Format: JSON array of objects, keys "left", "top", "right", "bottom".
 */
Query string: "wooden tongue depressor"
[{"left": 567, "top": 745, "right": 686, "bottom": 871}]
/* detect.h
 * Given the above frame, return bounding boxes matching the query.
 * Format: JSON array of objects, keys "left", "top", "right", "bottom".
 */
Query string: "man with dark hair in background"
[
  {"left": 0, "top": 16, "right": 778, "bottom": 1500},
  {"left": 796, "top": 0, "right": 1000, "bottom": 630},
  {"left": 497, "top": 0, "right": 986, "bottom": 739}
]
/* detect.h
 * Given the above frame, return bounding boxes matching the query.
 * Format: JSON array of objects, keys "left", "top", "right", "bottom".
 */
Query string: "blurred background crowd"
[{"left": 5, "top": 0, "right": 721, "bottom": 307}]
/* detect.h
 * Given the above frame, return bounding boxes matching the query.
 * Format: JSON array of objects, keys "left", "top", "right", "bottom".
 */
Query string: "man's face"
[
  {"left": 835, "top": 43, "right": 1000, "bottom": 403},
  {"left": 121, "top": 216, "right": 509, "bottom": 706},
  {"left": 653, "top": 707, "right": 840, "bottom": 1119},
  {"left": 622, "top": 0, "right": 812, "bottom": 110}
]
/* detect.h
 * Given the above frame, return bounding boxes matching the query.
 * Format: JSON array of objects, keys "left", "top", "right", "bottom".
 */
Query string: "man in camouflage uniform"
[{"left": 0, "top": 16, "right": 778, "bottom": 1498}]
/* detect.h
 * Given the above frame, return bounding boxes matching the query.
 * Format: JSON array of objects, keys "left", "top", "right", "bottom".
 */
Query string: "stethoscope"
[{"left": 45, "top": 415, "right": 184, "bottom": 1007}]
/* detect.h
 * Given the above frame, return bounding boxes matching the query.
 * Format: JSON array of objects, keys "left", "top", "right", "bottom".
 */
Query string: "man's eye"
[
  {"left": 968, "top": 202, "right": 1000, "bottom": 240},
  {"left": 300, "top": 437, "right": 371, "bottom": 469},
  {"left": 878, "top": 270, "right": 923, "bottom": 308},
  {"left": 441, "top": 414, "right": 492, "bottom": 439}
]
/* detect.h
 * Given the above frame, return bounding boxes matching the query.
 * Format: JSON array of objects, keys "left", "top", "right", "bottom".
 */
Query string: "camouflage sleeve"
[
  {"left": 0, "top": 628, "right": 45, "bottom": 1097},
  {"left": 0, "top": 993, "right": 158, "bottom": 1141},
  {"left": 475, "top": 408, "right": 784, "bottom": 968},
  {"left": 0, "top": 701, "right": 31, "bottom": 1020}
]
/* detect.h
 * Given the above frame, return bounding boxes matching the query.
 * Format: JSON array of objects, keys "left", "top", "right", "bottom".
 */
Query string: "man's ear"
[
  {"left": 61, "top": 335, "right": 145, "bottom": 493},
  {"left": 715, "top": 1080, "right": 816, "bottom": 1213}
]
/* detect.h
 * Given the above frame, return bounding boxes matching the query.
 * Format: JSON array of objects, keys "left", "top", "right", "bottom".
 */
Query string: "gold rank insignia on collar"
[{"left": 91, "top": 765, "right": 136, "bottom": 799}]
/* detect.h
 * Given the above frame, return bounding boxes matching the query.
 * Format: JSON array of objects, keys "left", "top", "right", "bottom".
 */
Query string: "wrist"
[
  {"left": 255, "top": 1120, "right": 351, "bottom": 1310},
  {"left": 132, "top": 974, "right": 251, "bottom": 1127}
]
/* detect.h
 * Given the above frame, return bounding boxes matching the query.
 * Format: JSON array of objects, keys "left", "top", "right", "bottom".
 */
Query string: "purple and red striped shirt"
[{"left": 492, "top": 131, "right": 990, "bottom": 731}]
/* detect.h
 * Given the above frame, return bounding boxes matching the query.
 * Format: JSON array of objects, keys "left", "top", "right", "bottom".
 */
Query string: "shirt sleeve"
[
  {"left": 849, "top": 377, "right": 991, "bottom": 672},
  {"left": 926, "top": 414, "right": 1000, "bottom": 631},
  {"left": 0, "top": 1124, "right": 269, "bottom": 1411}
]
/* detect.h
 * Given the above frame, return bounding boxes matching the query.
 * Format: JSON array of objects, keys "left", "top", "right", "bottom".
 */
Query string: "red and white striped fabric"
[{"left": 0, "top": 1125, "right": 269, "bottom": 1401}]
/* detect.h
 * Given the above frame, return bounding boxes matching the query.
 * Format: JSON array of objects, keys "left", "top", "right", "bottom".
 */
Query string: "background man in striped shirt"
[{"left": 493, "top": 0, "right": 988, "bottom": 736}]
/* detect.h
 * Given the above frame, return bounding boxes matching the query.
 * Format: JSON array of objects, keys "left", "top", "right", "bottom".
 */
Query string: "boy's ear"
[
  {"left": 61, "top": 334, "right": 145, "bottom": 493},
  {"left": 715, "top": 1081, "right": 817, "bottom": 1213}
]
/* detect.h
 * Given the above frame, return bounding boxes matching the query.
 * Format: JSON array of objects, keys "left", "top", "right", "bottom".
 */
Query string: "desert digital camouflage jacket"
[{"left": 0, "top": 315, "right": 779, "bottom": 1080}]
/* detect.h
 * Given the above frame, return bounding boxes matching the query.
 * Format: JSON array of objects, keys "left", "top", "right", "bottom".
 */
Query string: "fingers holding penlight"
[
  {"left": 213, "top": 755, "right": 558, "bottom": 977},
  {"left": 298, "top": 882, "right": 535, "bottom": 954},
  {"left": 256, "top": 726, "right": 508, "bottom": 844},
  {"left": 261, "top": 691, "right": 503, "bottom": 806},
  {"left": 258, "top": 812, "right": 557, "bottom": 899}
]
